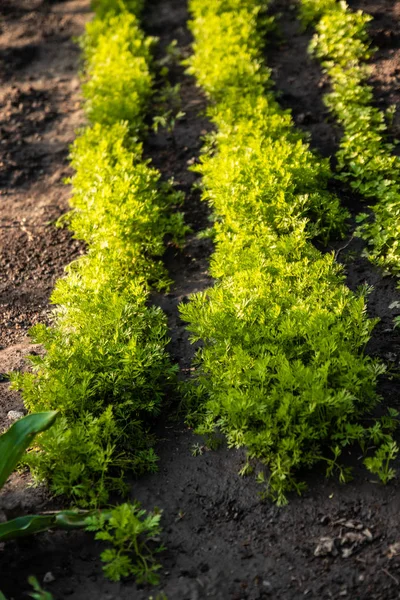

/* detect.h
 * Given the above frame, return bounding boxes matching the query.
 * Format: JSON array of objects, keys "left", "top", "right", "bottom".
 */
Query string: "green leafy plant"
[
  {"left": 0, "top": 412, "right": 103, "bottom": 541},
  {"left": 157, "top": 39, "right": 184, "bottom": 69},
  {"left": 181, "top": 0, "right": 397, "bottom": 505},
  {"left": 85, "top": 503, "right": 163, "bottom": 583},
  {"left": 191, "top": 442, "right": 206, "bottom": 456},
  {"left": 0, "top": 413, "right": 165, "bottom": 585},
  {"left": 27, "top": 576, "right": 54, "bottom": 600},
  {"left": 11, "top": 124, "right": 184, "bottom": 505},
  {"left": 80, "top": 12, "right": 155, "bottom": 128},
  {"left": 0, "top": 577, "right": 54, "bottom": 600},
  {"left": 152, "top": 109, "right": 186, "bottom": 135},
  {"left": 152, "top": 81, "right": 186, "bottom": 142},
  {"left": 364, "top": 441, "right": 398, "bottom": 484},
  {"left": 298, "top": 0, "right": 337, "bottom": 25},
  {"left": 2, "top": 6, "right": 171, "bottom": 586},
  {"left": 0, "top": 412, "right": 56, "bottom": 489},
  {"left": 299, "top": 0, "right": 400, "bottom": 277},
  {"left": 91, "top": 0, "right": 144, "bottom": 19},
  {"left": 12, "top": 0, "right": 187, "bottom": 506}
]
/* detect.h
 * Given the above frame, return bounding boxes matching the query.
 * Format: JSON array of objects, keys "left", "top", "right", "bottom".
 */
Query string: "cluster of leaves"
[
  {"left": 300, "top": 0, "right": 400, "bottom": 275},
  {"left": 299, "top": 0, "right": 340, "bottom": 26},
  {"left": 79, "top": 10, "right": 154, "bottom": 128},
  {"left": 1, "top": 576, "right": 54, "bottom": 600},
  {"left": 11, "top": 1, "right": 187, "bottom": 506},
  {"left": 186, "top": 1, "right": 348, "bottom": 242},
  {"left": 152, "top": 82, "right": 185, "bottom": 138},
  {"left": 181, "top": 0, "right": 396, "bottom": 504},
  {"left": 85, "top": 502, "right": 163, "bottom": 584},
  {"left": 0, "top": 411, "right": 103, "bottom": 540},
  {"left": 0, "top": 411, "right": 166, "bottom": 588},
  {"left": 91, "top": 0, "right": 144, "bottom": 20}
]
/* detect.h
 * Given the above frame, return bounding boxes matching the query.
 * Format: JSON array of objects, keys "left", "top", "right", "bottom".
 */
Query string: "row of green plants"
[
  {"left": 11, "top": 0, "right": 187, "bottom": 507},
  {"left": 180, "top": 0, "right": 397, "bottom": 505},
  {"left": 0, "top": 412, "right": 164, "bottom": 588},
  {"left": 2, "top": 0, "right": 183, "bottom": 588},
  {"left": 299, "top": 0, "right": 400, "bottom": 277}
]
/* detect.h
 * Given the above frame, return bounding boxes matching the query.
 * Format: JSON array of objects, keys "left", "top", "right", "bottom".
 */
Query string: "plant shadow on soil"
[{"left": 3, "top": 0, "right": 400, "bottom": 599}]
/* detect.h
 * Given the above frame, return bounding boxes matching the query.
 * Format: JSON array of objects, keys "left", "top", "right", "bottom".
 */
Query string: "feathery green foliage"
[
  {"left": 12, "top": 0, "right": 186, "bottom": 505},
  {"left": 1, "top": 578, "right": 54, "bottom": 600},
  {"left": 0, "top": 414, "right": 163, "bottom": 584},
  {"left": 85, "top": 502, "right": 163, "bottom": 583},
  {"left": 299, "top": 0, "right": 400, "bottom": 276},
  {"left": 181, "top": 0, "right": 395, "bottom": 504},
  {"left": 0, "top": 411, "right": 110, "bottom": 554},
  {"left": 26, "top": 577, "right": 54, "bottom": 600},
  {"left": 80, "top": 12, "right": 154, "bottom": 127},
  {"left": 91, "top": 0, "right": 144, "bottom": 20}
]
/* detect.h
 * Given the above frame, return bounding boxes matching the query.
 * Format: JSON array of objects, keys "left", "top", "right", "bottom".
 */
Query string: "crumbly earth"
[
  {"left": 1, "top": 0, "right": 400, "bottom": 599},
  {"left": 0, "top": 0, "right": 89, "bottom": 432},
  {"left": 349, "top": 0, "right": 400, "bottom": 141}
]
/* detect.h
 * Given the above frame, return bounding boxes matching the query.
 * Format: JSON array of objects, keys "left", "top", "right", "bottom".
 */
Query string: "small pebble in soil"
[
  {"left": 263, "top": 580, "right": 272, "bottom": 591},
  {"left": 314, "top": 537, "right": 338, "bottom": 557},
  {"left": 387, "top": 542, "right": 400, "bottom": 558},
  {"left": 7, "top": 410, "right": 24, "bottom": 421}
]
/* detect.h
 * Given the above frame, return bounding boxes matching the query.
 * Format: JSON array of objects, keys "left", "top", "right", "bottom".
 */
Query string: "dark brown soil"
[
  {"left": 349, "top": 0, "right": 400, "bottom": 137},
  {"left": 143, "top": 0, "right": 214, "bottom": 374},
  {"left": 2, "top": 0, "right": 400, "bottom": 599},
  {"left": 267, "top": 1, "right": 342, "bottom": 158},
  {"left": 0, "top": 0, "right": 90, "bottom": 431}
]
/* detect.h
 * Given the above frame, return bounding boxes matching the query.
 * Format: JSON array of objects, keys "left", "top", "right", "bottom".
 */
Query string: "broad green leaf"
[
  {"left": 0, "top": 510, "right": 110, "bottom": 542},
  {"left": 27, "top": 576, "right": 54, "bottom": 600},
  {"left": 0, "top": 412, "right": 58, "bottom": 490}
]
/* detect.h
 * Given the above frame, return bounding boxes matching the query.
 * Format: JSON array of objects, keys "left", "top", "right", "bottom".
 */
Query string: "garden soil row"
[
  {"left": 0, "top": 0, "right": 90, "bottom": 432},
  {"left": 2, "top": 0, "right": 400, "bottom": 599}
]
